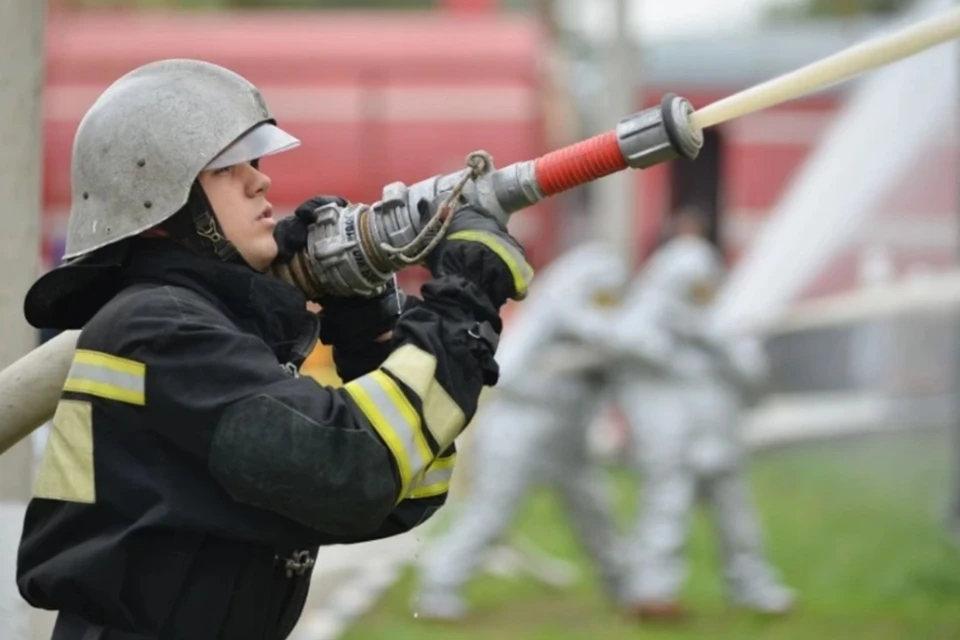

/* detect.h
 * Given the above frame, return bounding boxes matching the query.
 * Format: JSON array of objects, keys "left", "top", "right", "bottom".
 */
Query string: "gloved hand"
[
  {"left": 318, "top": 277, "right": 406, "bottom": 348},
  {"left": 324, "top": 285, "right": 422, "bottom": 383},
  {"left": 420, "top": 200, "right": 534, "bottom": 308},
  {"left": 273, "top": 195, "right": 348, "bottom": 265},
  {"left": 271, "top": 195, "right": 348, "bottom": 299}
]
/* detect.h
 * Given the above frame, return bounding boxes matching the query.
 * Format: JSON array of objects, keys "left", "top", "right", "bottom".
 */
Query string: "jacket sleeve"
[
  {"left": 119, "top": 282, "right": 492, "bottom": 540},
  {"left": 321, "top": 295, "right": 453, "bottom": 541},
  {"left": 331, "top": 444, "right": 457, "bottom": 544}
]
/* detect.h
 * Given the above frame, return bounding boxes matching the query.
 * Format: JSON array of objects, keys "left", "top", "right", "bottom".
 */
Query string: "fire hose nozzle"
[
  {"left": 520, "top": 93, "right": 704, "bottom": 202},
  {"left": 277, "top": 93, "right": 707, "bottom": 298},
  {"left": 616, "top": 93, "right": 704, "bottom": 170}
]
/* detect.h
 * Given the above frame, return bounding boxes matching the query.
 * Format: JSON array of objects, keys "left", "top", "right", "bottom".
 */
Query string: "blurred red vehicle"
[
  {"left": 42, "top": 9, "right": 556, "bottom": 291},
  {"left": 43, "top": 12, "right": 955, "bottom": 313}
]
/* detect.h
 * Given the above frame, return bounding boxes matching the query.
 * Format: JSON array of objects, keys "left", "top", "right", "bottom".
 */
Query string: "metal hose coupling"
[
  {"left": 272, "top": 161, "right": 488, "bottom": 300},
  {"left": 616, "top": 93, "right": 704, "bottom": 169},
  {"left": 271, "top": 201, "right": 399, "bottom": 299}
]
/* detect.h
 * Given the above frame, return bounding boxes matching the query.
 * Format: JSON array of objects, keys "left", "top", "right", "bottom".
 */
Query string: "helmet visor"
[{"left": 204, "top": 123, "right": 301, "bottom": 170}]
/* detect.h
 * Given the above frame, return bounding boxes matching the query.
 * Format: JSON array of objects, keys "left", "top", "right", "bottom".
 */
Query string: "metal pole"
[
  {"left": 949, "top": 0, "right": 960, "bottom": 543},
  {"left": 595, "top": 0, "right": 639, "bottom": 267},
  {"left": 536, "top": 0, "right": 578, "bottom": 150},
  {"left": 0, "top": 0, "right": 46, "bottom": 637}
]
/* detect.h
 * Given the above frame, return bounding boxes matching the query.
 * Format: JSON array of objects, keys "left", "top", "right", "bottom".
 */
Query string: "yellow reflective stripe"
[
  {"left": 432, "top": 452, "right": 457, "bottom": 471},
  {"left": 408, "top": 452, "right": 457, "bottom": 500},
  {"left": 380, "top": 344, "right": 465, "bottom": 450},
  {"left": 343, "top": 371, "right": 432, "bottom": 497},
  {"left": 34, "top": 400, "right": 96, "bottom": 504},
  {"left": 447, "top": 229, "right": 534, "bottom": 298},
  {"left": 62, "top": 379, "right": 143, "bottom": 405},
  {"left": 63, "top": 350, "right": 145, "bottom": 406}
]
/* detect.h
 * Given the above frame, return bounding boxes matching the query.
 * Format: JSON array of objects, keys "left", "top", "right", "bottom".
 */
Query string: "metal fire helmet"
[{"left": 62, "top": 58, "right": 300, "bottom": 261}]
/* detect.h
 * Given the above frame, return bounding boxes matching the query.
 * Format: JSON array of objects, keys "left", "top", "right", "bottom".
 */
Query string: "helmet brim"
[{"left": 204, "top": 123, "right": 301, "bottom": 171}]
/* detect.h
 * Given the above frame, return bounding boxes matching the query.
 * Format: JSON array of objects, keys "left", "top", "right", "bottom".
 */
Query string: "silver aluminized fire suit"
[
  {"left": 610, "top": 234, "right": 794, "bottom": 613},
  {"left": 415, "top": 242, "right": 629, "bottom": 619}
]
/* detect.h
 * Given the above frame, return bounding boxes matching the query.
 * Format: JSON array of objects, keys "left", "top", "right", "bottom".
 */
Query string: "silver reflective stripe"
[
  {"left": 409, "top": 454, "right": 456, "bottom": 500},
  {"left": 63, "top": 350, "right": 146, "bottom": 405},
  {"left": 343, "top": 371, "right": 432, "bottom": 494}
]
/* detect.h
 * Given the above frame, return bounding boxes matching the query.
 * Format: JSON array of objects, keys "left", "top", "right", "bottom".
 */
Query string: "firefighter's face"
[{"left": 197, "top": 160, "right": 277, "bottom": 271}]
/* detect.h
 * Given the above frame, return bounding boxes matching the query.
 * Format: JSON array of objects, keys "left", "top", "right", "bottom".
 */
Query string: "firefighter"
[
  {"left": 16, "top": 59, "right": 532, "bottom": 640},
  {"left": 611, "top": 208, "right": 794, "bottom": 619},
  {"left": 415, "top": 242, "right": 628, "bottom": 621}
]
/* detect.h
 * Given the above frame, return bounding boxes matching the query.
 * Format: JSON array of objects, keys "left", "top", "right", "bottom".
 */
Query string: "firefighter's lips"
[{"left": 257, "top": 205, "right": 275, "bottom": 224}]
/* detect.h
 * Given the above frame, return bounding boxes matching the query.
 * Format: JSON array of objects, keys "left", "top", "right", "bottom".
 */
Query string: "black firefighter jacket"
[{"left": 18, "top": 239, "right": 499, "bottom": 639}]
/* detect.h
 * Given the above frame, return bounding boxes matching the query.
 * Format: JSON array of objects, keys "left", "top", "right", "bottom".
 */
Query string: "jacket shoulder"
[{"left": 79, "top": 284, "right": 232, "bottom": 354}]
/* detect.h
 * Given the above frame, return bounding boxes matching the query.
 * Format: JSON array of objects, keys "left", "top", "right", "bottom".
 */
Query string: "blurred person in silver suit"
[
  {"left": 414, "top": 241, "right": 629, "bottom": 621},
  {"left": 611, "top": 208, "right": 794, "bottom": 620}
]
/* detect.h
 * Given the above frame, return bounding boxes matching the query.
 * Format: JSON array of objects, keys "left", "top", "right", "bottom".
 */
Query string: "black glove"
[
  {"left": 318, "top": 277, "right": 406, "bottom": 348},
  {"left": 273, "top": 195, "right": 348, "bottom": 264},
  {"left": 420, "top": 200, "right": 534, "bottom": 308},
  {"left": 326, "top": 291, "right": 422, "bottom": 383}
]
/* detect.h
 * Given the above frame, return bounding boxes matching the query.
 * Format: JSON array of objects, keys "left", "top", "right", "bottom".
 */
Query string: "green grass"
[{"left": 344, "top": 429, "right": 960, "bottom": 640}]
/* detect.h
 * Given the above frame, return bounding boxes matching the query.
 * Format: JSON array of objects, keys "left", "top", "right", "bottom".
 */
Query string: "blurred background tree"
[
  {"left": 62, "top": 0, "right": 437, "bottom": 9},
  {"left": 766, "top": 0, "right": 916, "bottom": 20},
  {"left": 225, "top": 0, "right": 435, "bottom": 8}
]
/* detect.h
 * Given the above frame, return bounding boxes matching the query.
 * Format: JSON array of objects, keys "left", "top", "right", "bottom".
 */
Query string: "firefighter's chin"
[{"left": 234, "top": 232, "right": 280, "bottom": 273}]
